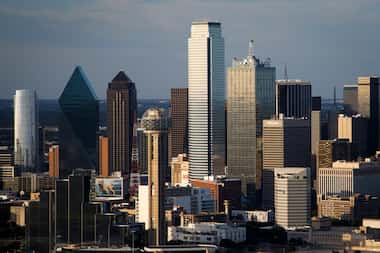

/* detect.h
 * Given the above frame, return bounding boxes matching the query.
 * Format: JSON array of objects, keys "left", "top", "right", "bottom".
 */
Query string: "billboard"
[{"left": 95, "top": 177, "right": 123, "bottom": 201}]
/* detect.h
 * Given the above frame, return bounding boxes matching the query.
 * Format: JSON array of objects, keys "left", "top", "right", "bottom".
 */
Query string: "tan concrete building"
[
  {"left": 318, "top": 196, "right": 355, "bottom": 221},
  {"left": 171, "top": 154, "right": 189, "bottom": 186}
]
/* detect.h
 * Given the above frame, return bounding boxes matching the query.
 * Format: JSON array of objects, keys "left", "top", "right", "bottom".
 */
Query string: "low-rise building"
[
  {"left": 319, "top": 160, "right": 380, "bottom": 198},
  {"left": 191, "top": 176, "right": 241, "bottom": 212},
  {"left": 181, "top": 213, "right": 227, "bottom": 226},
  {"left": 318, "top": 196, "right": 355, "bottom": 221},
  {"left": 318, "top": 194, "right": 380, "bottom": 224},
  {"left": 351, "top": 219, "right": 380, "bottom": 252},
  {"left": 288, "top": 226, "right": 361, "bottom": 250},
  {"left": 137, "top": 185, "right": 215, "bottom": 226},
  {"left": 231, "top": 210, "right": 274, "bottom": 223},
  {"left": 144, "top": 245, "right": 219, "bottom": 253},
  {"left": 165, "top": 185, "right": 215, "bottom": 214},
  {"left": 311, "top": 216, "right": 331, "bottom": 231},
  {"left": 168, "top": 222, "right": 246, "bottom": 244}
]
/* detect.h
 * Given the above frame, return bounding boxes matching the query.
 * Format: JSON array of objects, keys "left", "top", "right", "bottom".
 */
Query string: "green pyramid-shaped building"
[{"left": 58, "top": 66, "right": 99, "bottom": 178}]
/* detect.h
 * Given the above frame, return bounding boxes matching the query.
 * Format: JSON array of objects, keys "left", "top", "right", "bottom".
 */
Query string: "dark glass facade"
[
  {"left": 26, "top": 191, "right": 55, "bottom": 253},
  {"left": 276, "top": 80, "right": 312, "bottom": 119},
  {"left": 58, "top": 66, "right": 99, "bottom": 178},
  {"left": 169, "top": 88, "right": 188, "bottom": 159},
  {"left": 107, "top": 71, "right": 137, "bottom": 176},
  {"left": 68, "top": 169, "right": 92, "bottom": 244},
  {"left": 56, "top": 179, "right": 69, "bottom": 244},
  {"left": 84, "top": 202, "right": 102, "bottom": 243}
]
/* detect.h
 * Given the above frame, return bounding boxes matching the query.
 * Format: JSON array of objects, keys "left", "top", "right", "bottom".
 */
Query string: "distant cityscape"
[{"left": 1, "top": 20, "right": 380, "bottom": 253}]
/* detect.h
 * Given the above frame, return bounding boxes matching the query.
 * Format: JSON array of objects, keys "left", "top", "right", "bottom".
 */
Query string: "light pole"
[{"left": 131, "top": 230, "right": 135, "bottom": 252}]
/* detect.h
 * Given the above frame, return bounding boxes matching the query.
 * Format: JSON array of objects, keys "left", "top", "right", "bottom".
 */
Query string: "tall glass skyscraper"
[
  {"left": 227, "top": 49, "right": 256, "bottom": 205},
  {"left": 227, "top": 42, "right": 276, "bottom": 206},
  {"left": 14, "top": 89, "right": 39, "bottom": 170},
  {"left": 255, "top": 59, "right": 276, "bottom": 137},
  {"left": 188, "top": 21, "right": 225, "bottom": 180},
  {"left": 58, "top": 66, "right": 99, "bottom": 178}
]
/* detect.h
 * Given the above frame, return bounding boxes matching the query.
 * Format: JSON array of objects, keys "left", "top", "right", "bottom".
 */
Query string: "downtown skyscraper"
[
  {"left": 58, "top": 66, "right": 99, "bottom": 178},
  {"left": 275, "top": 79, "right": 312, "bottom": 119},
  {"left": 188, "top": 21, "right": 225, "bottom": 180},
  {"left": 169, "top": 88, "right": 188, "bottom": 160},
  {"left": 357, "top": 76, "right": 379, "bottom": 155},
  {"left": 14, "top": 89, "right": 39, "bottom": 170},
  {"left": 227, "top": 44, "right": 256, "bottom": 204},
  {"left": 107, "top": 71, "right": 137, "bottom": 176}
]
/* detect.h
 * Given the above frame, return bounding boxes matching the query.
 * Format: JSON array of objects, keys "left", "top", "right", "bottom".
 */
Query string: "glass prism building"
[{"left": 58, "top": 66, "right": 99, "bottom": 178}]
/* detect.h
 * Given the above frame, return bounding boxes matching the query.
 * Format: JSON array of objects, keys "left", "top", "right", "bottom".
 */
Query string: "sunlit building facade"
[
  {"left": 188, "top": 21, "right": 225, "bottom": 179},
  {"left": 227, "top": 50, "right": 256, "bottom": 203}
]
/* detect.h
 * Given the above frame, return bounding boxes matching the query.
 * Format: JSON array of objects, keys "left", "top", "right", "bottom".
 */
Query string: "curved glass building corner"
[{"left": 14, "top": 89, "right": 39, "bottom": 170}]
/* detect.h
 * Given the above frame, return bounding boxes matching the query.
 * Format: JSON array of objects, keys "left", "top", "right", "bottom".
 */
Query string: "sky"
[{"left": 0, "top": 0, "right": 379, "bottom": 99}]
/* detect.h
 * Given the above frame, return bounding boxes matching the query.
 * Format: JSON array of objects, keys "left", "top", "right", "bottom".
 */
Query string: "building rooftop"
[
  {"left": 192, "top": 20, "right": 220, "bottom": 25},
  {"left": 276, "top": 79, "right": 311, "bottom": 85}
]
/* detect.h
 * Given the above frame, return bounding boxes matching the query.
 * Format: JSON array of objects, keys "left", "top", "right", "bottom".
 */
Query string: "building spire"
[
  {"left": 248, "top": 40, "right": 254, "bottom": 58},
  {"left": 284, "top": 63, "right": 288, "bottom": 81}
]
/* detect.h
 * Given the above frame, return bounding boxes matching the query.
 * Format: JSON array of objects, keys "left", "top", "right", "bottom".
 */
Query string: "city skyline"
[
  {"left": 2, "top": 2, "right": 380, "bottom": 252},
  {"left": 1, "top": 0, "right": 380, "bottom": 99}
]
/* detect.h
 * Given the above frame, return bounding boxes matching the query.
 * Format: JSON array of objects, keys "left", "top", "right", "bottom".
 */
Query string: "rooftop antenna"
[
  {"left": 333, "top": 86, "right": 336, "bottom": 106},
  {"left": 284, "top": 63, "right": 288, "bottom": 81},
  {"left": 248, "top": 40, "right": 254, "bottom": 58}
]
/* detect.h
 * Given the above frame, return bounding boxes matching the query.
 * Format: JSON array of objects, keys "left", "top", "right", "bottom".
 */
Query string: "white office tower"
[
  {"left": 188, "top": 21, "right": 225, "bottom": 179},
  {"left": 274, "top": 167, "right": 310, "bottom": 229},
  {"left": 14, "top": 90, "right": 39, "bottom": 170}
]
